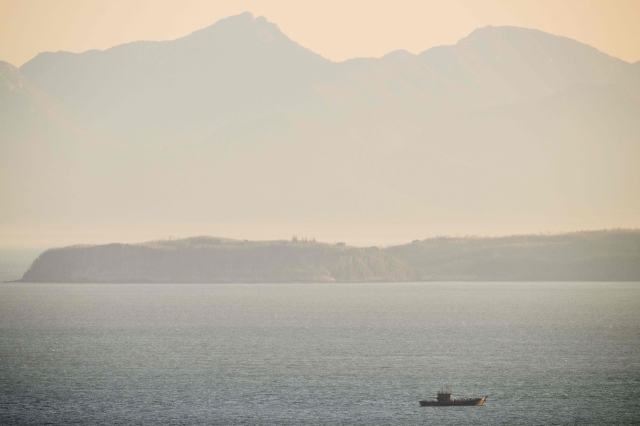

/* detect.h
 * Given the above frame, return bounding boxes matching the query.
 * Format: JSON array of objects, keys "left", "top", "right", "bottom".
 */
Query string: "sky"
[{"left": 2, "top": 0, "right": 640, "bottom": 67}]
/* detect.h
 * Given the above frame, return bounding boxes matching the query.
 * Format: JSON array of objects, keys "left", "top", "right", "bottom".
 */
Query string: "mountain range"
[{"left": 2, "top": 12, "right": 640, "bottom": 243}]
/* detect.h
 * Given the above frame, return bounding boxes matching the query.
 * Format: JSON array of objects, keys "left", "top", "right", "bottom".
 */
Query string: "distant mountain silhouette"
[
  {"left": 421, "top": 26, "right": 639, "bottom": 104},
  {"left": 3, "top": 13, "right": 640, "bottom": 234},
  {"left": 20, "top": 12, "right": 333, "bottom": 142},
  {"left": 0, "top": 61, "right": 106, "bottom": 221},
  {"left": 20, "top": 17, "right": 640, "bottom": 141},
  {"left": 1, "top": 60, "right": 77, "bottom": 141}
]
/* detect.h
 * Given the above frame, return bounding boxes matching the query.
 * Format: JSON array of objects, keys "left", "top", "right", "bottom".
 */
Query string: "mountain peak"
[
  {"left": 456, "top": 25, "right": 621, "bottom": 62},
  {"left": 182, "top": 12, "right": 287, "bottom": 47}
]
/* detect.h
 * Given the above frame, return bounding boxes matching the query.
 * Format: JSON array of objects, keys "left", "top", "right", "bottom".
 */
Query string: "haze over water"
[
  {"left": 2, "top": 3, "right": 640, "bottom": 424},
  {"left": 1, "top": 282, "right": 639, "bottom": 425}
]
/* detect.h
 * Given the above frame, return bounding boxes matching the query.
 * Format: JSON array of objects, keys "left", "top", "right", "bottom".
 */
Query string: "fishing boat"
[{"left": 419, "top": 384, "right": 487, "bottom": 406}]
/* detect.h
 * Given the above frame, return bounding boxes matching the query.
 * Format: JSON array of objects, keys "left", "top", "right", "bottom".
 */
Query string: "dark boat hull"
[{"left": 420, "top": 396, "right": 486, "bottom": 406}]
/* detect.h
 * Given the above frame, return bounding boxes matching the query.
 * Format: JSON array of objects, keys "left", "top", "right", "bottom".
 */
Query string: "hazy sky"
[
  {"left": 2, "top": 0, "right": 640, "bottom": 249},
  {"left": 2, "top": 0, "right": 640, "bottom": 67}
]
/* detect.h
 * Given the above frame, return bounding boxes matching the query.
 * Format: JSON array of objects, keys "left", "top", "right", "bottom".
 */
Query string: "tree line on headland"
[{"left": 19, "top": 230, "right": 640, "bottom": 283}]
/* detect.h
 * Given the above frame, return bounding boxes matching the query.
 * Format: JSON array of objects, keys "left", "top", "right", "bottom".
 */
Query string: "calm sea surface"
[{"left": 1, "top": 283, "right": 639, "bottom": 425}]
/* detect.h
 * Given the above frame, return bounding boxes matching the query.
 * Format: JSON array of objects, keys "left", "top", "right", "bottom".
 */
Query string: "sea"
[{"left": 1, "top": 282, "right": 639, "bottom": 425}]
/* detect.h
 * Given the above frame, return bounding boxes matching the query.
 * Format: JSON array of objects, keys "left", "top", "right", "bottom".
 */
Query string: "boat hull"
[{"left": 420, "top": 396, "right": 486, "bottom": 406}]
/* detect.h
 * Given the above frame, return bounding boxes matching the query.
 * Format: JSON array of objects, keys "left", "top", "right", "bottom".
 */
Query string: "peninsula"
[
  {"left": 20, "top": 237, "right": 414, "bottom": 283},
  {"left": 18, "top": 230, "right": 640, "bottom": 283}
]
